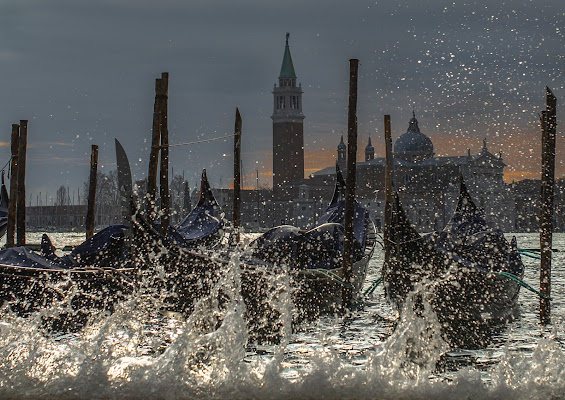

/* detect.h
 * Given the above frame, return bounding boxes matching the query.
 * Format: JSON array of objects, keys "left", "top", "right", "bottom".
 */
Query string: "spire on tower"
[
  {"left": 338, "top": 134, "right": 346, "bottom": 150},
  {"left": 408, "top": 111, "right": 421, "bottom": 133},
  {"left": 337, "top": 133, "right": 347, "bottom": 169},
  {"left": 365, "top": 136, "right": 375, "bottom": 161},
  {"left": 279, "top": 33, "right": 297, "bottom": 79}
]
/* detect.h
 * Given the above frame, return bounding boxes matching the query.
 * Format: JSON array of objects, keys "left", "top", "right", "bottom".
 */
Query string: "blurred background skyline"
[{"left": 1, "top": 0, "right": 563, "bottom": 204}]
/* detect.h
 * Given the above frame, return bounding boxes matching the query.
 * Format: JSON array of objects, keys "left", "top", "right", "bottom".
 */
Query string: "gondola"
[
  {"left": 382, "top": 178, "right": 524, "bottom": 348},
  {"left": 0, "top": 140, "right": 136, "bottom": 330},
  {"left": 0, "top": 140, "right": 229, "bottom": 330},
  {"left": 240, "top": 165, "right": 376, "bottom": 340}
]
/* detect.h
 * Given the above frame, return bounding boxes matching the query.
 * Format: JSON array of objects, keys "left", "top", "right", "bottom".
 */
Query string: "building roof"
[
  {"left": 311, "top": 151, "right": 504, "bottom": 178},
  {"left": 279, "top": 33, "right": 297, "bottom": 78}
]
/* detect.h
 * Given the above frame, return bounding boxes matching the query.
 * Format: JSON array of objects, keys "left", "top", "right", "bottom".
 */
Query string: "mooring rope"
[
  {"left": 519, "top": 251, "right": 541, "bottom": 260},
  {"left": 1, "top": 156, "right": 12, "bottom": 178},
  {"left": 159, "top": 133, "right": 237, "bottom": 148},
  {"left": 363, "top": 276, "right": 383, "bottom": 297},
  {"left": 518, "top": 248, "right": 541, "bottom": 254},
  {"left": 346, "top": 277, "right": 384, "bottom": 311},
  {"left": 307, "top": 268, "right": 354, "bottom": 288},
  {"left": 492, "top": 270, "right": 552, "bottom": 301}
]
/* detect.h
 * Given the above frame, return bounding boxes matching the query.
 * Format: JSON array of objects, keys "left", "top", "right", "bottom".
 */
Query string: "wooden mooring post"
[
  {"left": 383, "top": 115, "right": 393, "bottom": 262},
  {"left": 6, "top": 124, "right": 19, "bottom": 248},
  {"left": 233, "top": 108, "right": 242, "bottom": 244},
  {"left": 540, "top": 86, "right": 557, "bottom": 325},
  {"left": 85, "top": 144, "right": 99, "bottom": 239},
  {"left": 159, "top": 72, "right": 170, "bottom": 239},
  {"left": 342, "top": 58, "right": 359, "bottom": 309},
  {"left": 16, "top": 120, "right": 27, "bottom": 247},
  {"left": 146, "top": 76, "right": 164, "bottom": 224}
]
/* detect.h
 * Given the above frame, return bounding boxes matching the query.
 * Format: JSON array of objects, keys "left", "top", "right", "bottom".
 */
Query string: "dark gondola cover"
[
  {"left": 382, "top": 179, "right": 524, "bottom": 348},
  {"left": 0, "top": 196, "right": 228, "bottom": 331},
  {"left": 0, "top": 143, "right": 230, "bottom": 329},
  {"left": 171, "top": 169, "right": 229, "bottom": 249},
  {"left": 244, "top": 164, "right": 370, "bottom": 271},
  {"left": 241, "top": 165, "right": 376, "bottom": 339}
]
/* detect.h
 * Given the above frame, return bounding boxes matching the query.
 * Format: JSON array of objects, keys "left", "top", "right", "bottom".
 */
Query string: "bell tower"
[
  {"left": 271, "top": 33, "right": 305, "bottom": 200},
  {"left": 337, "top": 134, "right": 347, "bottom": 171},
  {"left": 365, "top": 136, "right": 375, "bottom": 161}
]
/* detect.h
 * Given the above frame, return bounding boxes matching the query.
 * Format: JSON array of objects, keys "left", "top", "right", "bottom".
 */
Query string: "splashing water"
[{"left": 0, "top": 232, "right": 564, "bottom": 399}]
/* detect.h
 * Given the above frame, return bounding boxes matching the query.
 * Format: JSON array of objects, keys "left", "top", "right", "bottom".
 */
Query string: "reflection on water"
[{"left": 0, "top": 232, "right": 564, "bottom": 399}]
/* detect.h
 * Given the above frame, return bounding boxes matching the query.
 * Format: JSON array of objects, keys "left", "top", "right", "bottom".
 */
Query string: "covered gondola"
[
  {"left": 0, "top": 140, "right": 229, "bottom": 329},
  {"left": 382, "top": 178, "right": 524, "bottom": 348},
  {"left": 240, "top": 165, "right": 376, "bottom": 339}
]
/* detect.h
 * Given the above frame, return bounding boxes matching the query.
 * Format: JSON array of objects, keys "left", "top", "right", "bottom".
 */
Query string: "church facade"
[
  {"left": 265, "top": 34, "right": 515, "bottom": 232},
  {"left": 309, "top": 114, "right": 515, "bottom": 232}
]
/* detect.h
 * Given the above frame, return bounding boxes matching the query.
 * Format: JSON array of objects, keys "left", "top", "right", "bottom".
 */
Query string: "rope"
[
  {"left": 362, "top": 276, "right": 382, "bottom": 297},
  {"left": 374, "top": 232, "right": 385, "bottom": 249},
  {"left": 519, "top": 248, "right": 559, "bottom": 254},
  {"left": 518, "top": 248, "right": 541, "bottom": 254},
  {"left": 307, "top": 268, "right": 354, "bottom": 289},
  {"left": 84, "top": 267, "right": 136, "bottom": 292},
  {"left": 1, "top": 156, "right": 12, "bottom": 178},
  {"left": 344, "top": 276, "right": 384, "bottom": 311},
  {"left": 435, "top": 245, "right": 553, "bottom": 301},
  {"left": 519, "top": 251, "right": 541, "bottom": 260},
  {"left": 161, "top": 133, "right": 237, "bottom": 148},
  {"left": 492, "top": 270, "right": 552, "bottom": 301}
]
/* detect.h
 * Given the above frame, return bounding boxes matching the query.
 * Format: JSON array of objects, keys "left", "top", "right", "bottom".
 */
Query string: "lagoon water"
[{"left": 0, "top": 232, "right": 564, "bottom": 399}]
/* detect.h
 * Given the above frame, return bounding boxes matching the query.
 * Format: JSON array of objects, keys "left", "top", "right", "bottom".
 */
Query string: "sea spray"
[
  {"left": 369, "top": 286, "right": 448, "bottom": 384},
  {"left": 0, "top": 233, "right": 564, "bottom": 399}
]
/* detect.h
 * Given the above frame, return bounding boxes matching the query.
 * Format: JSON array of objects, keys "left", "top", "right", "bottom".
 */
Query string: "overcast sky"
[{"left": 1, "top": 0, "right": 563, "bottom": 204}]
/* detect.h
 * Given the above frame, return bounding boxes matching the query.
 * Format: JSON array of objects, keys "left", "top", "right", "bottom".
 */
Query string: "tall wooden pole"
[
  {"left": 159, "top": 72, "right": 170, "bottom": 239},
  {"left": 383, "top": 115, "right": 393, "bottom": 259},
  {"left": 146, "top": 77, "right": 163, "bottom": 224},
  {"left": 233, "top": 108, "right": 242, "bottom": 243},
  {"left": 6, "top": 124, "right": 19, "bottom": 248},
  {"left": 85, "top": 144, "right": 99, "bottom": 239},
  {"left": 540, "top": 86, "right": 557, "bottom": 324},
  {"left": 342, "top": 58, "right": 359, "bottom": 308},
  {"left": 16, "top": 120, "right": 27, "bottom": 247}
]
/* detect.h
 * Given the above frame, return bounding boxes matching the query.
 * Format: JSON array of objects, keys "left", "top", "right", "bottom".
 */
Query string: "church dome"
[{"left": 394, "top": 113, "right": 434, "bottom": 160}]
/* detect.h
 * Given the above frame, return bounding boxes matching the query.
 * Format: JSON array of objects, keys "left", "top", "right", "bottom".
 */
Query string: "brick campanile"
[{"left": 271, "top": 33, "right": 305, "bottom": 200}]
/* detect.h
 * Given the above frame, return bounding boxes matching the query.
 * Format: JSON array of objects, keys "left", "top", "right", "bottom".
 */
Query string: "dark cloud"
[{"left": 0, "top": 0, "right": 562, "bottom": 199}]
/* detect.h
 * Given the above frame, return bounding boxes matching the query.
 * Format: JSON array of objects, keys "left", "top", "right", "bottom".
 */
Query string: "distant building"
[
  {"left": 26, "top": 204, "right": 120, "bottom": 231},
  {"left": 309, "top": 112, "right": 515, "bottom": 232}
]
